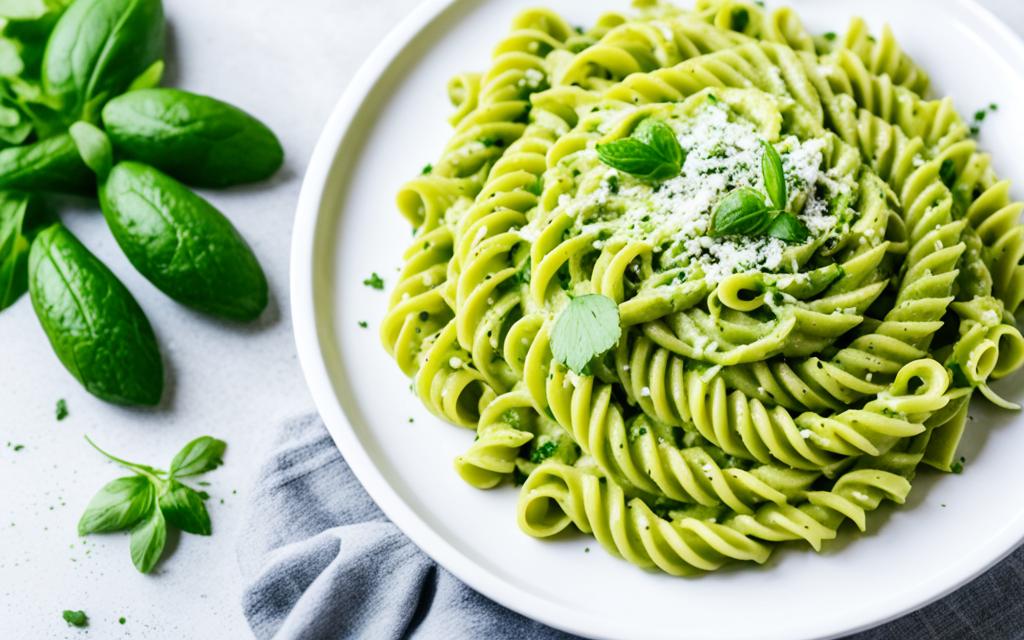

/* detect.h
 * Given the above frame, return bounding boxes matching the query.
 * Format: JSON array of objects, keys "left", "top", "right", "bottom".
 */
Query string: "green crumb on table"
[
  {"left": 408, "top": 417, "right": 414, "bottom": 423},
  {"left": 62, "top": 610, "right": 88, "bottom": 627},
  {"left": 9, "top": 442, "right": 24, "bottom": 451},
  {"left": 119, "top": 616, "right": 126, "bottom": 625},
  {"left": 56, "top": 398, "right": 69, "bottom": 421},
  {"left": 363, "top": 272, "right": 385, "bottom": 290},
  {"left": 584, "top": 547, "right": 590, "bottom": 553},
  {"left": 824, "top": 31, "right": 837, "bottom": 40},
  {"left": 358, "top": 321, "right": 368, "bottom": 329},
  {"left": 421, "top": 164, "right": 433, "bottom": 175}
]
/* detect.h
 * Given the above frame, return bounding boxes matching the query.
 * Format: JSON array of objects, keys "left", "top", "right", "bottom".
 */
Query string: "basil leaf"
[
  {"left": 760, "top": 140, "right": 787, "bottom": 210},
  {"left": 633, "top": 118, "right": 684, "bottom": 174},
  {"left": 169, "top": 436, "right": 226, "bottom": 478},
  {"left": 69, "top": 121, "right": 112, "bottom": 179},
  {"left": 0, "top": 190, "right": 29, "bottom": 309},
  {"left": 158, "top": 480, "right": 211, "bottom": 535},
  {"left": 77, "top": 475, "right": 154, "bottom": 535},
  {"left": 129, "top": 505, "right": 166, "bottom": 573},
  {"left": 710, "top": 187, "right": 770, "bottom": 237},
  {"left": 766, "top": 212, "right": 810, "bottom": 243},
  {"left": 596, "top": 118, "right": 683, "bottom": 181},
  {"left": 550, "top": 294, "right": 621, "bottom": 374},
  {"left": 939, "top": 158, "right": 956, "bottom": 188}
]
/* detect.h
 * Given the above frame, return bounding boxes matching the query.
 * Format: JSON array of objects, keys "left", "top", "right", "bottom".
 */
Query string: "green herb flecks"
[
  {"left": 530, "top": 440, "right": 557, "bottom": 464},
  {"left": 56, "top": 398, "right": 68, "bottom": 420},
  {"left": 596, "top": 118, "right": 685, "bottom": 181},
  {"left": 78, "top": 435, "right": 226, "bottom": 573},
  {"left": 550, "top": 294, "right": 621, "bottom": 374},
  {"left": 363, "top": 272, "right": 384, "bottom": 290},
  {"left": 709, "top": 140, "right": 809, "bottom": 243},
  {"left": 62, "top": 609, "right": 88, "bottom": 627},
  {"left": 357, "top": 320, "right": 368, "bottom": 329}
]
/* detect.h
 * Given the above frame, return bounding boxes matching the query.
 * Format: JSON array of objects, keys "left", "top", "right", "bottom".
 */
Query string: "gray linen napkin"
[{"left": 238, "top": 415, "right": 1024, "bottom": 639}]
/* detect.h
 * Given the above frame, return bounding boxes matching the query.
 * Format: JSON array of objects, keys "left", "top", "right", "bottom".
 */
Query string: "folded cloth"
[{"left": 238, "top": 415, "right": 1024, "bottom": 640}]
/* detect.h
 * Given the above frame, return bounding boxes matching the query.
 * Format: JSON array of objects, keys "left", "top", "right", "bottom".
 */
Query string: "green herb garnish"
[
  {"left": 62, "top": 610, "right": 88, "bottom": 627},
  {"left": 596, "top": 118, "right": 685, "bottom": 181},
  {"left": 421, "top": 164, "right": 433, "bottom": 174},
  {"left": 710, "top": 141, "right": 809, "bottom": 243},
  {"left": 78, "top": 435, "right": 226, "bottom": 573},
  {"left": 358, "top": 321, "right": 368, "bottom": 328},
  {"left": 56, "top": 398, "right": 68, "bottom": 421},
  {"left": 363, "top": 272, "right": 385, "bottom": 290},
  {"left": 939, "top": 158, "right": 956, "bottom": 188},
  {"left": 731, "top": 8, "right": 750, "bottom": 32},
  {"left": 530, "top": 441, "right": 558, "bottom": 463},
  {"left": 550, "top": 294, "right": 621, "bottom": 374}
]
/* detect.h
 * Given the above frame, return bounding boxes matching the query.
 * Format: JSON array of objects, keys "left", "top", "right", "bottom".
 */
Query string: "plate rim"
[{"left": 291, "top": 1, "right": 1024, "bottom": 638}]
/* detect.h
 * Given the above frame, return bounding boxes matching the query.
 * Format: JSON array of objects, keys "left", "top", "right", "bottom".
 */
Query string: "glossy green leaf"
[
  {"left": 760, "top": 140, "right": 787, "bottom": 210},
  {"left": 129, "top": 505, "right": 166, "bottom": 574},
  {"left": 709, "top": 187, "right": 770, "bottom": 237},
  {"left": 42, "top": 0, "right": 164, "bottom": 122},
  {"left": 102, "top": 88, "right": 284, "bottom": 188},
  {"left": 0, "top": 190, "right": 29, "bottom": 309},
  {"left": 69, "top": 121, "right": 112, "bottom": 178},
  {"left": 0, "top": 132, "right": 93, "bottom": 194},
  {"left": 126, "top": 59, "right": 163, "bottom": 92},
  {"left": 77, "top": 475, "right": 154, "bottom": 535},
  {"left": 28, "top": 224, "right": 164, "bottom": 405},
  {"left": 169, "top": 436, "right": 226, "bottom": 478},
  {"left": 766, "top": 212, "right": 810, "bottom": 243},
  {"left": 596, "top": 118, "right": 683, "bottom": 181},
  {"left": 158, "top": 480, "right": 211, "bottom": 535},
  {"left": 100, "top": 162, "right": 268, "bottom": 321}
]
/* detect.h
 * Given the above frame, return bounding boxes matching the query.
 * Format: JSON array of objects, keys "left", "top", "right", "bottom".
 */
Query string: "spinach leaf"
[
  {"left": 0, "top": 190, "right": 29, "bottom": 309},
  {"left": 42, "top": 0, "right": 164, "bottom": 123},
  {"left": 102, "top": 88, "right": 284, "bottom": 188},
  {"left": 28, "top": 223, "right": 164, "bottom": 405},
  {"left": 0, "top": 132, "right": 94, "bottom": 193},
  {"left": 99, "top": 161, "right": 269, "bottom": 321},
  {"left": 69, "top": 120, "right": 112, "bottom": 178}
]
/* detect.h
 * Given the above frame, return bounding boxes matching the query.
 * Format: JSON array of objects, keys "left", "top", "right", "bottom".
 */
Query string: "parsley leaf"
[
  {"left": 62, "top": 610, "right": 88, "bottom": 627},
  {"left": 550, "top": 294, "right": 621, "bottom": 374},
  {"left": 596, "top": 118, "right": 684, "bottom": 181}
]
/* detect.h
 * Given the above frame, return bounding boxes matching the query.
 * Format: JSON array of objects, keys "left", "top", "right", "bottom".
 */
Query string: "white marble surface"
[{"left": 0, "top": 0, "right": 1020, "bottom": 638}]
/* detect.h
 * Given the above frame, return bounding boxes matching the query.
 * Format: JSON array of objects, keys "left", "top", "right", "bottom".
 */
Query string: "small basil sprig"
[
  {"left": 710, "top": 140, "right": 809, "bottom": 243},
  {"left": 78, "top": 435, "right": 226, "bottom": 574},
  {"left": 596, "top": 118, "right": 684, "bottom": 181},
  {"left": 550, "top": 293, "right": 622, "bottom": 374}
]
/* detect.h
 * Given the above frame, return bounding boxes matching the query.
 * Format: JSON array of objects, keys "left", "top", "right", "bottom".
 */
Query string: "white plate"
[{"left": 291, "top": 1, "right": 1024, "bottom": 638}]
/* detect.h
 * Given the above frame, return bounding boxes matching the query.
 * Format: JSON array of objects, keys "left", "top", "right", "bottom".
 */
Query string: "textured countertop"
[{"left": 1, "top": 0, "right": 1021, "bottom": 638}]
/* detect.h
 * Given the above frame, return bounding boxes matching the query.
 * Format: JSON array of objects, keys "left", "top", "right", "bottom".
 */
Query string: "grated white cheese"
[{"left": 553, "top": 102, "right": 840, "bottom": 284}]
